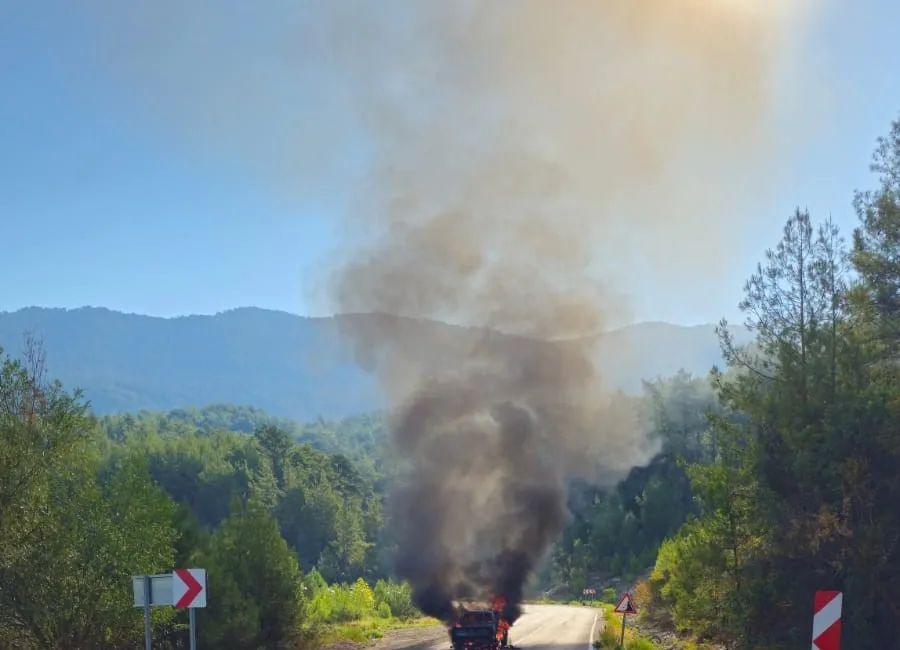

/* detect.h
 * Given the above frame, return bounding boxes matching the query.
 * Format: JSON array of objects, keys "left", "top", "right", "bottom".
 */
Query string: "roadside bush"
[
  {"left": 595, "top": 623, "right": 620, "bottom": 650},
  {"left": 373, "top": 579, "right": 419, "bottom": 619},
  {"left": 602, "top": 588, "right": 618, "bottom": 604},
  {"left": 308, "top": 579, "right": 376, "bottom": 624},
  {"left": 305, "top": 575, "right": 424, "bottom": 631},
  {"left": 633, "top": 581, "right": 661, "bottom": 622},
  {"left": 594, "top": 606, "right": 661, "bottom": 650}
]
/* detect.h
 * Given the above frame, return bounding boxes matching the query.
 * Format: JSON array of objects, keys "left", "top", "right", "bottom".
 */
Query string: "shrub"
[
  {"left": 595, "top": 623, "right": 620, "bottom": 650},
  {"left": 308, "top": 579, "right": 377, "bottom": 624},
  {"left": 373, "top": 579, "right": 419, "bottom": 619},
  {"left": 633, "top": 581, "right": 658, "bottom": 621},
  {"left": 352, "top": 578, "right": 376, "bottom": 612},
  {"left": 304, "top": 568, "right": 328, "bottom": 594},
  {"left": 594, "top": 610, "right": 660, "bottom": 650}
]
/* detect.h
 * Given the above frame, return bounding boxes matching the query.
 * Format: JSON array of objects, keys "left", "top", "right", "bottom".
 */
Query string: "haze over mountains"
[{"left": 0, "top": 307, "right": 752, "bottom": 420}]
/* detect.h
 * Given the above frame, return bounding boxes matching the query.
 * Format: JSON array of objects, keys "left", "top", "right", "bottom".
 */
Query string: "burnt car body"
[{"left": 449, "top": 608, "right": 509, "bottom": 650}]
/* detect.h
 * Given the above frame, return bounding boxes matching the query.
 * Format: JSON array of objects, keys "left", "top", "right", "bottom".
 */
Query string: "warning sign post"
[
  {"left": 613, "top": 592, "right": 637, "bottom": 648},
  {"left": 812, "top": 590, "right": 842, "bottom": 650}
]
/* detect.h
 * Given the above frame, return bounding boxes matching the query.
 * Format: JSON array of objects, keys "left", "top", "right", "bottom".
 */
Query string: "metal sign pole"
[
  {"left": 143, "top": 575, "right": 152, "bottom": 650},
  {"left": 189, "top": 607, "right": 197, "bottom": 650},
  {"left": 619, "top": 613, "right": 626, "bottom": 648},
  {"left": 133, "top": 569, "right": 206, "bottom": 650}
]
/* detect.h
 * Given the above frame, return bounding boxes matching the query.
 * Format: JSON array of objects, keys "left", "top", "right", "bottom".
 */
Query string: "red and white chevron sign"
[
  {"left": 812, "top": 590, "right": 841, "bottom": 650},
  {"left": 173, "top": 568, "right": 207, "bottom": 608}
]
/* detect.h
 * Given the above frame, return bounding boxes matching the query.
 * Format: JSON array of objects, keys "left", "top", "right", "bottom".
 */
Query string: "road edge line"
[{"left": 588, "top": 611, "right": 598, "bottom": 650}]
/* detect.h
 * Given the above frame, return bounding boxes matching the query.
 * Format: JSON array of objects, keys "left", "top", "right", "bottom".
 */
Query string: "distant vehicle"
[{"left": 449, "top": 607, "right": 510, "bottom": 650}]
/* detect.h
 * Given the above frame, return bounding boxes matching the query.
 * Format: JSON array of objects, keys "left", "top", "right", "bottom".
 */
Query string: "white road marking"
[{"left": 588, "top": 612, "right": 598, "bottom": 650}]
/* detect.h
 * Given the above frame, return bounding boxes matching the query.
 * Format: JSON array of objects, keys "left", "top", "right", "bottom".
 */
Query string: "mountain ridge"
[{"left": 0, "top": 306, "right": 751, "bottom": 420}]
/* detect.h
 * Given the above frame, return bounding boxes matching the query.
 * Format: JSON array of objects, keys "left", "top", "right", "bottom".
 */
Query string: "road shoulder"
[{"left": 316, "top": 623, "right": 448, "bottom": 650}]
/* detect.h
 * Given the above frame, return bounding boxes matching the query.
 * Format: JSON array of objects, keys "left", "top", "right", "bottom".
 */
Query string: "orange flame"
[{"left": 491, "top": 595, "right": 510, "bottom": 642}]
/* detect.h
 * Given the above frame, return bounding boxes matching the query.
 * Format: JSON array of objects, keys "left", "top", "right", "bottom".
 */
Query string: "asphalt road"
[
  {"left": 368, "top": 604, "right": 601, "bottom": 650},
  {"left": 506, "top": 604, "right": 600, "bottom": 650}
]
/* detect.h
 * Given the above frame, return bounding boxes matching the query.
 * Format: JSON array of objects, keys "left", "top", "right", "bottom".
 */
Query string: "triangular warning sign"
[{"left": 614, "top": 592, "right": 637, "bottom": 615}]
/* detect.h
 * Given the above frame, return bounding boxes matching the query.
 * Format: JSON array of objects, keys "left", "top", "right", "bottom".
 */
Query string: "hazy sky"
[{"left": 2, "top": 1, "right": 899, "bottom": 327}]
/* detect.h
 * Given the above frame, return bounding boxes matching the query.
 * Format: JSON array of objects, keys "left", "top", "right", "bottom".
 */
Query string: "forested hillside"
[
  {"left": 0, "top": 307, "right": 748, "bottom": 419},
  {"left": 0, "top": 308, "right": 383, "bottom": 419},
  {"left": 100, "top": 404, "right": 392, "bottom": 479},
  {"left": 0, "top": 352, "right": 421, "bottom": 650},
  {"left": 0, "top": 336, "right": 712, "bottom": 650}
]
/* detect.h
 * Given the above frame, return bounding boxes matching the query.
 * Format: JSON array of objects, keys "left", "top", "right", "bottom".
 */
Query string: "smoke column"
[
  {"left": 320, "top": 0, "right": 817, "bottom": 621},
  {"left": 82, "top": 0, "right": 820, "bottom": 622}
]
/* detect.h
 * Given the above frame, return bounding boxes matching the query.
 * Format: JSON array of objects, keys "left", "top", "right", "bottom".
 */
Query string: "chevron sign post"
[
  {"left": 133, "top": 568, "right": 207, "bottom": 650},
  {"left": 174, "top": 569, "right": 206, "bottom": 650},
  {"left": 812, "top": 590, "right": 842, "bottom": 650}
]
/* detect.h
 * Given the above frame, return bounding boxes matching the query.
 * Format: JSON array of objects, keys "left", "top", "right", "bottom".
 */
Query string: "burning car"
[{"left": 448, "top": 596, "right": 511, "bottom": 650}]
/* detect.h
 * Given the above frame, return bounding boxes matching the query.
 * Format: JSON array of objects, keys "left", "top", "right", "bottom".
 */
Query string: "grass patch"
[
  {"left": 391, "top": 616, "right": 443, "bottom": 629},
  {"left": 315, "top": 615, "right": 441, "bottom": 644},
  {"left": 567, "top": 599, "right": 606, "bottom": 608},
  {"left": 594, "top": 604, "right": 662, "bottom": 650}
]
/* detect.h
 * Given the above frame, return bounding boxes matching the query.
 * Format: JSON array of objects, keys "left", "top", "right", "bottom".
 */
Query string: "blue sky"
[{"left": 1, "top": 1, "right": 899, "bottom": 328}]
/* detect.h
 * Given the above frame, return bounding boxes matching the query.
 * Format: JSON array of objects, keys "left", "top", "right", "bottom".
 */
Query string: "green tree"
[
  {"left": 0, "top": 338, "right": 94, "bottom": 574},
  {"left": 652, "top": 203, "right": 859, "bottom": 647},
  {"left": 0, "top": 448, "right": 176, "bottom": 649},
  {"left": 204, "top": 498, "right": 308, "bottom": 650},
  {"left": 254, "top": 424, "right": 294, "bottom": 491},
  {"left": 278, "top": 479, "right": 341, "bottom": 574},
  {"left": 852, "top": 109, "right": 900, "bottom": 351},
  {"left": 318, "top": 501, "right": 371, "bottom": 583}
]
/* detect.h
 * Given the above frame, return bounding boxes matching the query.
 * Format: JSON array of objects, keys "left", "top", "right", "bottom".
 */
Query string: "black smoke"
[{"left": 371, "top": 333, "right": 629, "bottom": 623}]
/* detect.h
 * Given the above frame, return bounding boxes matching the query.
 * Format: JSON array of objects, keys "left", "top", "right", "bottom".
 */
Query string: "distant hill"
[{"left": 0, "top": 307, "right": 752, "bottom": 419}]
